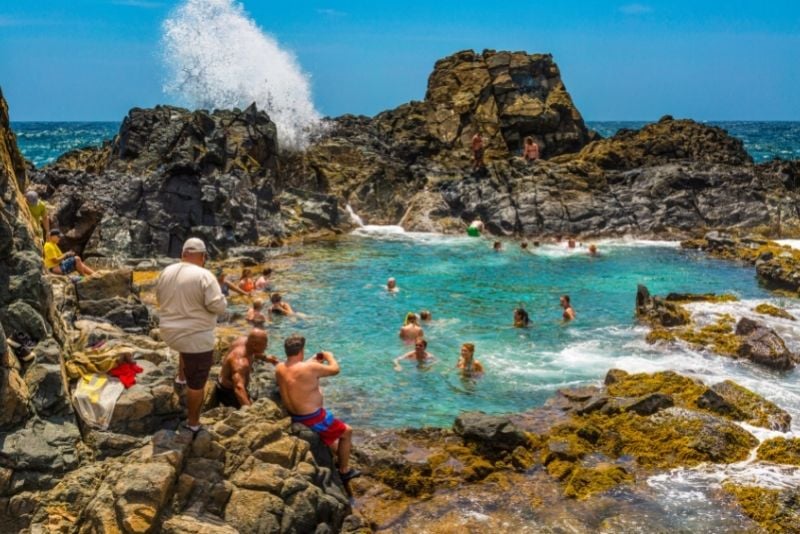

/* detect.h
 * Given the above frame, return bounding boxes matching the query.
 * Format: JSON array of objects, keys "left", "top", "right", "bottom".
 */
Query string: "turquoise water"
[
  {"left": 259, "top": 232, "right": 800, "bottom": 429},
  {"left": 11, "top": 121, "right": 800, "bottom": 167}
]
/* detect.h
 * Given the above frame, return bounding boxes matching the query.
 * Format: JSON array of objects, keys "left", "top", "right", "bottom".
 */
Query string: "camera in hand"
[{"left": 315, "top": 352, "right": 324, "bottom": 361}]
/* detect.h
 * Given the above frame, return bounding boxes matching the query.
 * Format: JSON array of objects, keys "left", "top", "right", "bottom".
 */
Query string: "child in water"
[{"left": 457, "top": 343, "right": 484, "bottom": 377}]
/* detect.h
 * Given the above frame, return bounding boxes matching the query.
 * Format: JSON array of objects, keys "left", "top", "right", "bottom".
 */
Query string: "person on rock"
[
  {"left": 246, "top": 299, "right": 268, "bottom": 326},
  {"left": 386, "top": 277, "right": 398, "bottom": 293},
  {"left": 255, "top": 268, "right": 273, "bottom": 291},
  {"left": 216, "top": 269, "right": 247, "bottom": 297},
  {"left": 471, "top": 132, "right": 485, "bottom": 171},
  {"left": 238, "top": 268, "right": 256, "bottom": 294},
  {"left": 25, "top": 190, "right": 49, "bottom": 240},
  {"left": 275, "top": 334, "right": 361, "bottom": 483},
  {"left": 457, "top": 343, "right": 484, "bottom": 377},
  {"left": 399, "top": 312, "right": 424, "bottom": 343},
  {"left": 394, "top": 337, "right": 435, "bottom": 371},
  {"left": 522, "top": 136, "right": 540, "bottom": 163},
  {"left": 514, "top": 306, "right": 531, "bottom": 328},
  {"left": 156, "top": 237, "right": 227, "bottom": 435},
  {"left": 561, "top": 295, "right": 576, "bottom": 322},
  {"left": 269, "top": 292, "right": 294, "bottom": 316},
  {"left": 43, "top": 229, "right": 95, "bottom": 277},
  {"left": 216, "top": 329, "right": 278, "bottom": 408}
]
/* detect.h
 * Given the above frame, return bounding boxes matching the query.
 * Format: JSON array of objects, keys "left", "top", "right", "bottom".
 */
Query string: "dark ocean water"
[{"left": 10, "top": 120, "right": 800, "bottom": 168}]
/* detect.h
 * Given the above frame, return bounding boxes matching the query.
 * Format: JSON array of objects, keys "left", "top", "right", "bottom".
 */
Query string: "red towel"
[{"left": 108, "top": 362, "right": 144, "bottom": 388}]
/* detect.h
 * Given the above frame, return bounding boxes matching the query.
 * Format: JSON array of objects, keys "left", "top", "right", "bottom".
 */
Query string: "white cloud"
[
  {"left": 619, "top": 3, "right": 653, "bottom": 15},
  {"left": 316, "top": 8, "right": 346, "bottom": 17},
  {"left": 112, "top": 0, "right": 165, "bottom": 8}
]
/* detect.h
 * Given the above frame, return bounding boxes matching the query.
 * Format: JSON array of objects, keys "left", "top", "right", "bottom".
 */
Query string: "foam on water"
[{"left": 161, "top": 0, "right": 321, "bottom": 148}]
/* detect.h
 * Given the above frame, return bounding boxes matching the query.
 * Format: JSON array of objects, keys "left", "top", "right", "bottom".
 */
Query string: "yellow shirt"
[
  {"left": 43, "top": 241, "right": 63, "bottom": 270},
  {"left": 29, "top": 201, "right": 46, "bottom": 225}
]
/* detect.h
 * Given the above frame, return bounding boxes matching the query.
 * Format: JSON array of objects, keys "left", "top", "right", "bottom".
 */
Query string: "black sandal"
[{"left": 339, "top": 469, "right": 362, "bottom": 483}]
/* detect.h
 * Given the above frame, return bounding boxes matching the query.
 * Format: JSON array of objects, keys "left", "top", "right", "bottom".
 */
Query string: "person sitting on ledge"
[
  {"left": 216, "top": 269, "right": 247, "bottom": 297},
  {"left": 394, "top": 337, "right": 434, "bottom": 371},
  {"left": 522, "top": 136, "right": 540, "bottom": 163},
  {"left": 275, "top": 334, "right": 361, "bottom": 483},
  {"left": 561, "top": 294, "right": 576, "bottom": 322},
  {"left": 246, "top": 299, "right": 268, "bottom": 326},
  {"left": 269, "top": 292, "right": 294, "bottom": 316},
  {"left": 399, "top": 312, "right": 424, "bottom": 342},
  {"left": 43, "top": 229, "right": 95, "bottom": 277},
  {"left": 216, "top": 329, "right": 278, "bottom": 408},
  {"left": 255, "top": 268, "right": 273, "bottom": 291},
  {"left": 386, "top": 277, "right": 399, "bottom": 293},
  {"left": 238, "top": 268, "right": 256, "bottom": 294},
  {"left": 457, "top": 343, "right": 484, "bottom": 377},
  {"left": 514, "top": 306, "right": 531, "bottom": 328}
]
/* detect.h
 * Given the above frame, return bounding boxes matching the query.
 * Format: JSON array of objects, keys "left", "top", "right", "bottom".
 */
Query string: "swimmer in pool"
[
  {"left": 393, "top": 338, "right": 435, "bottom": 371},
  {"left": 561, "top": 295, "right": 575, "bottom": 321},
  {"left": 387, "top": 277, "right": 398, "bottom": 293},
  {"left": 513, "top": 306, "right": 530, "bottom": 327},
  {"left": 269, "top": 293, "right": 294, "bottom": 317},
  {"left": 399, "top": 312, "right": 424, "bottom": 342},
  {"left": 457, "top": 343, "right": 484, "bottom": 377}
]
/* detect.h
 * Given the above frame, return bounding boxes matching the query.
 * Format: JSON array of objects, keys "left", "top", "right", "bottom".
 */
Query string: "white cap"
[{"left": 182, "top": 237, "right": 207, "bottom": 254}]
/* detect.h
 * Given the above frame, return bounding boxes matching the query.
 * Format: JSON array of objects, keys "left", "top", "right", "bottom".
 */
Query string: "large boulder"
[{"left": 735, "top": 317, "right": 797, "bottom": 371}]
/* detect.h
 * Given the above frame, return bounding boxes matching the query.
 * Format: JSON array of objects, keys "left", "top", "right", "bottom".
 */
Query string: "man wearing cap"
[
  {"left": 156, "top": 238, "right": 227, "bottom": 434},
  {"left": 43, "top": 229, "right": 95, "bottom": 276},
  {"left": 25, "top": 190, "right": 49, "bottom": 239}
]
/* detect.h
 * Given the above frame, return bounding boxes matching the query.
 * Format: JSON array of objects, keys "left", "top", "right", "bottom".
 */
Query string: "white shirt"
[{"left": 155, "top": 261, "right": 227, "bottom": 353}]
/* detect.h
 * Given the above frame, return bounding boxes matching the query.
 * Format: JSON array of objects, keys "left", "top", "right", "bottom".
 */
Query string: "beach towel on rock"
[
  {"left": 73, "top": 373, "right": 125, "bottom": 430},
  {"left": 65, "top": 345, "right": 138, "bottom": 379},
  {"left": 108, "top": 361, "right": 144, "bottom": 388}
]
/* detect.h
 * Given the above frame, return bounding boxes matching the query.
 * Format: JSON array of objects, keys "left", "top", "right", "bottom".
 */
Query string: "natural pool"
[{"left": 259, "top": 230, "right": 800, "bottom": 431}]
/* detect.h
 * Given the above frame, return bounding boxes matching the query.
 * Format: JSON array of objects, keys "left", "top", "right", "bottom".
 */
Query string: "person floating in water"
[
  {"left": 588, "top": 244, "right": 598, "bottom": 256},
  {"left": 520, "top": 242, "right": 528, "bottom": 250},
  {"left": 457, "top": 343, "right": 484, "bottom": 377},
  {"left": 493, "top": 241, "right": 502, "bottom": 252},
  {"left": 386, "top": 277, "right": 398, "bottom": 293},
  {"left": 567, "top": 238, "right": 576, "bottom": 249},
  {"left": 522, "top": 136, "right": 540, "bottom": 163},
  {"left": 275, "top": 334, "right": 361, "bottom": 483},
  {"left": 394, "top": 337, "right": 435, "bottom": 371},
  {"left": 216, "top": 269, "right": 247, "bottom": 297},
  {"left": 533, "top": 240, "right": 541, "bottom": 247},
  {"left": 467, "top": 217, "right": 484, "bottom": 237},
  {"left": 238, "top": 268, "right": 256, "bottom": 294},
  {"left": 216, "top": 329, "right": 277, "bottom": 408},
  {"left": 399, "top": 312, "right": 424, "bottom": 342},
  {"left": 561, "top": 295, "right": 576, "bottom": 321},
  {"left": 514, "top": 307, "right": 530, "bottom": 328},
  {"left": 471, "top": 132, "right": 485, "bottom": 171},
  {"left": 246, "top": 299, "right": 268, "bottom": 326},
  {"left": 43, "top": 229, "right": 95, "bottom": 277},
  {"left": 419, "top": 310, "right": 432, "bottom": 322},
  {"left": 269, "top": 292, "right": 294, "bottom": 316},
  {"left": 255, "top": 268, "right": 273, "bottom": 291}
]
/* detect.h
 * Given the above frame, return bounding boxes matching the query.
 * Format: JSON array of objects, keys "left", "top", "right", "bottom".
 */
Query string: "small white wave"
[
  {"left": 161, "top": 0, "right": 321, "bottom": 148},
  {"left": 775, "top": 239, "right": 800, "bottom": 250}
]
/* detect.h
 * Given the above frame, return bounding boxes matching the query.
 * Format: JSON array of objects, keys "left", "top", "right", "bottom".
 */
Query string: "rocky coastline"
[{"left": 2, "top": 48, "right": 800, "bottom": 533}]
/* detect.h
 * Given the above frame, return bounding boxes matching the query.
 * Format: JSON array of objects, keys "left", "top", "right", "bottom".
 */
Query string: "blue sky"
[{"left": 1, "top": 0, "right": 798, "bottom": 121}]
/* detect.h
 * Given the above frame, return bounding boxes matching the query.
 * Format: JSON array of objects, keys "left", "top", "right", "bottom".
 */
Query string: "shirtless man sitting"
[
  {"left": 216, "top": 329, "right": 278, "bottom": 408},
  {"left": 394, "top": 337, "right": 435, "bottom": 371},
  {"left": 275, "top": 334, "right": 361, "bottom": 483},
  {"left": 399, "top": 312, "right": 424, "bottom": 343},
  {"left": 269, "top": 293, "right": 294, "bottom": 316}
]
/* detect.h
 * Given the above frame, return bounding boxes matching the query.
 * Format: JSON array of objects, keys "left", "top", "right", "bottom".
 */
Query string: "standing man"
[
  {"left": 156, "top": 237, "right": 227, "bottom": 434},
  {"left": 216, "top": 329, "right": 278, "bottom": 408},
  {"left": 471, "top": 132, "right": 485, "bottom": 171},
  {"left": 25, "top": 190, "right": 49, "bottom": 240},
  {"left": 275, "top": 334, "right": 361, "bottom": 483}
]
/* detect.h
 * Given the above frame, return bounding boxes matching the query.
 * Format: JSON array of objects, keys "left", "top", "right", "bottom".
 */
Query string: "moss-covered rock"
[
  {"left": 723, "top": 483, "right": 800, "bottom": 533},
  {"left": 677, "top": 314, "right": 741, "bottom": 356},
  {"left": 757, "top": 437, "right": 800, "bottom": 466},
  {"left": 754, "top": 303, "right": 796, "bottom": 321},
  {"left": 708, "top": 380, "right": 791, "bottom": 431},
  {"left": 562, "top": 463, "right": 632, "bottom": 500}
]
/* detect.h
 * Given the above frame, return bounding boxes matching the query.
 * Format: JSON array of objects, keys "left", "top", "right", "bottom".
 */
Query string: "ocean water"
[
  {"left": 11, "top": 121, "right": 800, "bottom": 168},
  {"left": 258, "top": 231, "right": 800, "bottom": 432}
]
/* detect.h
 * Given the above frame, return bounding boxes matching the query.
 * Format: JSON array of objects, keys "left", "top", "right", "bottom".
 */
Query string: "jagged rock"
[
  {"left": 709, "top": 380, "right": 791, "bottom": 431},
  {"left": 23, "top": 363, "right": 69, "bottom": 417},
  {"left": 635, "top": 284, "right": 690, "bottom": 327},
  {"left": 453, "top": 411, "right": 530, "bottom": 451},
  {"left": 735, "top": 317, "right": 796, "bottom": 371},
  {"left": 0, "top": 366, "right": 31, "bottom": 429}
]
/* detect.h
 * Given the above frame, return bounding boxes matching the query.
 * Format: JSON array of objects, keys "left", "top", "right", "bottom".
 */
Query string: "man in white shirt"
[{"left": 156, "top": 238, "right": 227, "bottom": 434}]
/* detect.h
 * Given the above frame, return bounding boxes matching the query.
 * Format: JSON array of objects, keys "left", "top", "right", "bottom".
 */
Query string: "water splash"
[
  {"left": 161, "top": 0, "right": 321, "bottom": 148},
  {"left": 345, "top": 204, "right": 365, "bottom": 227}
]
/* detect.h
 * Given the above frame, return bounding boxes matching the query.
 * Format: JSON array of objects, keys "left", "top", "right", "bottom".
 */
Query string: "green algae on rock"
[
  {"left": 723, "top": 483, "right": 800, "bottom": 533},
  {"left": 756, "top": 437, "right": 800, "bottom": 466},
  {"left": 754, "top": 303, "right": 796, "bottom": 321}
]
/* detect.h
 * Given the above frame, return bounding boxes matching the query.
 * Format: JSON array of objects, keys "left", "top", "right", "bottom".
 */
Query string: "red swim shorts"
[{"left": 290, "top": 407, "right": 347, "bottom": 445}]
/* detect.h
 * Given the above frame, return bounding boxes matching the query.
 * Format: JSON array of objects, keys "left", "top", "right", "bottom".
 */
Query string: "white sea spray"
[{"left": 161, "top": 0, "right": 321, "bottom": 149}]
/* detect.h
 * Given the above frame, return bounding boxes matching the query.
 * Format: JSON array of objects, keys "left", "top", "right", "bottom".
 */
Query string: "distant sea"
[{"left": 11, "top": 120, "right": 800, "bottom": 168}]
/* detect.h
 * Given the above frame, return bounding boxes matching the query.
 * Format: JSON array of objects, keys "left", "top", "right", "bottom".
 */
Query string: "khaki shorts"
[{"left": 180, "top": 351, "right": 213, "bottom": 390}]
